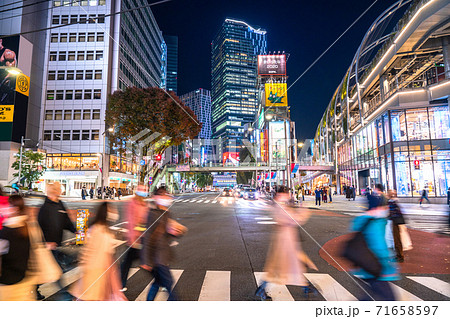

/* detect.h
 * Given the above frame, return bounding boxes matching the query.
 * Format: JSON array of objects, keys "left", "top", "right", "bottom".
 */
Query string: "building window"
[
  {"left": 79, "top": 15, "right": 87, "bottom": 24},
  {"left": 75, "top": 90, "right": 83, "bottom": 100},
  {"left": 94, "top": 70, "right": 102, "bottom": 79},
  {"left": 86, "top": 51, "right": 94, "bottom": 60},
  {"left": 63, "top": 130, "right": 71, "bottom": 140},
  {"left": 54, "top": 110, "right": 62, "bottom": 120},
  {"left": 57, "top": 71, "right": 65, "bottom": 80},
  {"left": 89, "top": 0, "right": 97, "bottom": 6},
  {"left": 70, "top": 15, "right": 78, "bottom": 24},
  {"left": 52, "top": 15, "right": 60, "bottom": 25},
  {"left": 49, "top": 52, "right": 57, "bottom": 61},
  {"left": 97, "top": 14, "right": 105, "bottom": 23},
  {"left": 65, "top": 90, "right": 73, "bottom": 100},
  {"left": 60, "top": 33, "right": 68, "bottom": 42},
  {"left": 44, "top": 130, "right": 52, "bottom": 140},
  {"left": 69, "top": 33, "right": 77, "bottom": 42},
  {"left": 99, "top": 0, "right": 105, "bottom": 5},
  {"left": 56, "top": 90, "right": 64, "bottom": 100},
  {"left": 62, "top": 0, "right": 70, "bottom": 6},
  {"left": 77, "top": 51, "right": 85, "bottom": 61},
  {"left": 53, "top": 130, "right": 61, "bottom": 141},
  {"left": 61, "top": 15, "right": 69, "bottom": 24},
  {"left": 46, "top": 90, "right": 55, "bottom": 100},
  {"left": 76, "top": 70, "right": 83, "bottom": 80},
  {"left": 45, "top": 110, "right": 53, "bottom": 120},
  {"left": 48, "top": 71, "right": 56, "bottom": 80},
  {"left": 429, "top": 106, "right": 450, "bottom": 139},
  {"left": 406, "top": 108, "right": 430, "bottom": 141},
  {"left": 85, "top": 70, "right": 93, "bottom": 80},
  {"left": 64, "top": 110, "right": 72, "bottom": 120},
  {"left": 87, "top": 33, "right": 95, "bottom": 42},
  {"left": 58, "top": 52, "right": 66, "bottom": 61},
  {"left": 51, "top": 34, "right": 58, "bottom": 43},
  {"left": 68, "top": 51, "right": 75, "bottom": 61},
  {"left": 84, "top": 89, "right": 92, "bottom": 99},
  {"left": 73, "top": 110, "right": 81, "bottom": 120},
  {"left": 66, "top": 70, "right": 74, "bottom": 80},
  {"left": 53, "top": 1, "right": 61, "bottom": 7},
  {"left": 91, "top": 130, "right": 99, "bottom": 140},
  {"left": 81, "top": 0, "right": 88, "bottom": 6},
  {"left": 92, "top": 109, "right": 100, "bottom": 119},
  {"left": 97, "top": 33, "right": 104, "bottom": 42},
  {"left": 72, "top": 130, "right": 80, "bottom": 140},
  {"left": 82, "top": 130, "right": 90, "bottom": 140},
  {"left": 95, "top": 51, "right": 103, "bottom": 60},
  {"left": 78, "top": 33, "right": 86, "bottom": 42},
  {"left": 83, "top": 110, "right": 90, "bottom": 120},
  {"left": 88, "top": 14, "right": 96, "bottom": 23},
  {"left": 93, "top": 89, "right": 101, "bottom": 99}
]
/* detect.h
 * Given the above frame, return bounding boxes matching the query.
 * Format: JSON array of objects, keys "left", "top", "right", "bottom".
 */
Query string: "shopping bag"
[
  {"left": 166, "top": 219, "right": 188, "bottom": 237},
  {"left": 27, "top": 222, "right": 62, "bottom": 284},
  {"left": 385, "top": 220, "right": 394, "bottom": 250},
  {"left": 342, "top": 218, "right": 382, "bottom": 277},
  {"left": 398, "top": 224, "right": 413, "bottom": 251}
]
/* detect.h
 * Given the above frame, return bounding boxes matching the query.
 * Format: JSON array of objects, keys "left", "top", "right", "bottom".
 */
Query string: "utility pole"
[{"left": 18, "top": 136, "right": 31, "bottom": 187}]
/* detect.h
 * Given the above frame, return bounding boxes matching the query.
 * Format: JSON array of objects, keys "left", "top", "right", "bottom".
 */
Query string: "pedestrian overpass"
[{"left": 166, "top": 163, "right": 335, "bottom": 173}]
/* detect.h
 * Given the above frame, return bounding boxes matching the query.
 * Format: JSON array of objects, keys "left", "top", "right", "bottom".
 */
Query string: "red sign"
[{"left": 222, "top": 152, "right": 240, "bottom": 166}]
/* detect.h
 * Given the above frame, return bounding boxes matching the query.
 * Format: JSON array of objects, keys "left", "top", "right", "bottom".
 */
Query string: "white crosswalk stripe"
[
  {"left": 196, "top": 200, "right": 204, "bottom": 203},
  {"left": 189, "top": 200, "right": 197, "bottom": 203},
  {"left": 407, "top": 276, "right": 450, "bottom": 298},
  {"left": 304, "top": 273, "right": 357, "bottom": 301},
  {"left": 212, "top": 200, "right": 217, "bottom": 203},
  {"left": 254, "top": 272, "right": 294, "bottom": 301},
  {"left": 198, "top": 271, "right": 230, "bottom": 301},
  {"left": 182, "top": 199, "right": 190, "bottom": 202},
  {"left": 136, "top": 269, "right": 184, "bottom": 301},
  {"left": 204, "top": 200, "right": 210, "bottom": 203},
  {"left": 390, "top": 283, "right": 423, "bottom": 301}
]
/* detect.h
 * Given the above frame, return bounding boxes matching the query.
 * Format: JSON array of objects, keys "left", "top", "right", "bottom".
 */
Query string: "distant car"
[
  {"left": 222, "top": 188, "right": 232, "bottom": 196},
  {"left": 243, "top": 188, "right": 258, "bottom": 200}
]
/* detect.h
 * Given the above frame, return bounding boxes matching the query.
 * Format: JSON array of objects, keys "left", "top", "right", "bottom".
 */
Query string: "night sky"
[{"left": 151, "top": 0, "right": 404, "bottom": 140}]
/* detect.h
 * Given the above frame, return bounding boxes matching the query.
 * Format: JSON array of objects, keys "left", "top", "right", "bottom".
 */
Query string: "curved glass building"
[{"left": 314, "top": 0, "right": 450, "bottom": 199}]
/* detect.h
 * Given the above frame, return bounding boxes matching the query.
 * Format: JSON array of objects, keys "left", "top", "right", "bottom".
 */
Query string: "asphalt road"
[{"left": 26, "top": 192, "right": 450, "bottom": 301}]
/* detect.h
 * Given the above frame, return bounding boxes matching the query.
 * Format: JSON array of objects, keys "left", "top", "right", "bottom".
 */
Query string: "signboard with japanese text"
[
  {"left": 258, "top": 55, "right": 286, "bottom": 76},
  {"left": 0, "top": 105, "right": 14, "bottom": 122},
  {"left": 76, "top": 209, "right": 89, "bottom": 245}
]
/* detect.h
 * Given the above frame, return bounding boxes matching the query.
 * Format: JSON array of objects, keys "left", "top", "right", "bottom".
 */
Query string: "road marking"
[
  {"left": 189, "top": 200, "right": 197, "bottom": 203},
  {"left": 254, "top": 272, "right": 294, "bottom": 301},
  {"left": 198, "top": 271, "right": 230, "bottom": 301},
  {"left": 212, "top": 200, "right": 217, "bottom": 204},
  {"left": 255, "top": 217, "right": 273, "bottom": 220},
  {"left": 406, "top": 276, "right": 450, "bottom": 298},
  {"left": 127, "top": 267, "right": 139, "bottom": 280},
  {"left": 389, "top": 283, "right": 423, "bottom": 301},
  {"left": 41, "top": 267, "right": 81, "bottom": 299},
  {"left": 196, "top": 200, "right": 203, "bottom": 203},
  {"left": 182, "top": 199, "right": 190, "bottom": 203},
  {"left": 304, "top": 273, "right": 357, "bottom": 301},
  {"left": 204, "top": 200, "right": 210, "bottom": 203},
  {"left": 257, "top": 221, "right": 277, "bottom": 224},
  {"left": 135, "top": 269, "right": 184, "bottom": 301},
  {"left": 228, "top": 199, "right": 233, "bottom": 204}
]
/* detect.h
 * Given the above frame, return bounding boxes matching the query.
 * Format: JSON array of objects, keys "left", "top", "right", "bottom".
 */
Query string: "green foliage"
[
  {"left": 195, "top": 173, "right": 213, "bottom": 188},
  {"left": 11, "top": 150, "right": 46, "bottom": 187},
  {"left": 236, "top": 171, "right": 253, "bottom": 185}
]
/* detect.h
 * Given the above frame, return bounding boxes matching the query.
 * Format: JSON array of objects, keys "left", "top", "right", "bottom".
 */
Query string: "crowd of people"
[
  {"left": 80, "top": 186, "right": 123, "bottom": 200},
  {"left": 0, "top": 182, "right": 186, "bottom": 301}
]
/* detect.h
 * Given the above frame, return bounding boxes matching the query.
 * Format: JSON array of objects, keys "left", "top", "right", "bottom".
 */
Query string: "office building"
[
  {"left": 211, "top": 18, "right": 267, "bottom": 161},
  {"left": 164, "top": 34, "right": 178, "bottom": 94},
  {"left": 39, "top": 0, "right": 166, "bottom": 196}
]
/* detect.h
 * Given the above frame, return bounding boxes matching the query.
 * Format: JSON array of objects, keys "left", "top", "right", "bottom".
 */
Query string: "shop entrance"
[{"left": 358, "top": 169, "right": 370, "bottom": 195}]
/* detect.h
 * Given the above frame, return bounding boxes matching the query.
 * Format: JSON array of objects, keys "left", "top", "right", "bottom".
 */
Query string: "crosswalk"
[
  {"left": 174, "top": 197, "right": 270, "bottom": 209},
  {"left": 40, "top": 267, "right": 450, "bottom": 301}
]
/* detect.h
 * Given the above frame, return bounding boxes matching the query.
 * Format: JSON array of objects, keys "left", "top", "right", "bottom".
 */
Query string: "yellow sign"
[
  {"left": 15, "top": 74, "right": 30, "bottom": 97},
  {"left": 0, "top": 105, "right": 14, "bottom": 122},
  {"left": 265, "top": 83, "right": 287, "bottom": 107},
  {"left": 76, "top": 209, "right": 90, "bottom": 245}
]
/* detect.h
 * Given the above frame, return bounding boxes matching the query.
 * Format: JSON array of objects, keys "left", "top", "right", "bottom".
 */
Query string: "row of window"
[
  {"left": 51, "top": 14, "right": 105, "bottom": 25},
  {"left": 51, "top": 32, "right": 104, "bottom": 43},
  {"left": 46, "top": 89, "right": 102, "bottom": 100},
  {"left": 53, "top": 0, "right": 106, "bottom": 7},
  {"left": 44, "top": 129, "right": 100, "bottom": 141},
  {"left": 45, "top": 109, "right": 101, "bottom": 121},
  {"left": 49, "top": 50, "right": 103, "bottom": 62},
  {"left": 48, "top": 70, "right": 102, "bottom": 81}
]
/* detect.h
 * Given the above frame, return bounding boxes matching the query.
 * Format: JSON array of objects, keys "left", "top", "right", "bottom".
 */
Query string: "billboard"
[
  {"left": 222, "top": 152, "right": 239, "bottom": 166},
  {"left": 0, "top": 36, "right": 19, "bottom": 67},
  {"left": 265, "top": 83, "right": 287, "bottom": 107},
  {"left": 258, "top": 55, "right": 286, "bottom": 76},
  {"left": 269, "top": 121, "right": 288, "bottom": 159}
]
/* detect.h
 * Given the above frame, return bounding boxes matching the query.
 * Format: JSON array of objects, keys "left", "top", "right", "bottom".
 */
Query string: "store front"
[{"left": 337, "top": 104, "right": 450, "bottom": 198}]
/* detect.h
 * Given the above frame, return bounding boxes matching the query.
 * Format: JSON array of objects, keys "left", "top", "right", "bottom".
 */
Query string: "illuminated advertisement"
[
  {"left": 0, "top": 36, "right": 19, "bottom": 67},
  {"left": 222, "top": 152, "right": 240, "bottom": 166},
  {"left": 265, "top": 83, "right": 287, "bottom": 107},
  {"left": 0, "top": 105, "right": 14, "bottom": 122},
  {"left": 258, "top": 55, "right": 286, "bottom": 75},
  {"left": 269, "top": 121, "right": 288, "bottom": 159}
]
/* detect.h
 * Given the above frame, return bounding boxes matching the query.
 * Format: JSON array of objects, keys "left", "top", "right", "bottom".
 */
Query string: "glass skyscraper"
[
  {"left": 180, "top": 88, "right": 212, "bottom": 140},
  {"left": 211, "top": 19, "right": 267, "bottom": 156},
  {"left": 164, "top": 35, "right": 178, "bottom": 94}
]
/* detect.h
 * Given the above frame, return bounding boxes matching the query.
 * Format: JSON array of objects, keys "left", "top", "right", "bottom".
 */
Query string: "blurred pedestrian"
[
  {"left": 419, "top": 187, "right": 430, "bottom": 206},
  {"left": 141, "top": 187, "right": 179, "bottom": 301},
  {"left": 255, "top": 186, "right": 316, "bottom": 301},
  {"left": 388, "top": 190, "right": 405, "bottom": 262},
  {"left": 352, "top": 185, "right": 356, "bottom": 201},
  {"left": 118, "top": 188, "right": 122, "bottom": 200},
  {"left": 0, "top": 195, "right": 33, "bottom": 300},
  {"left": 346, "top": 185, "right": 352, "bottom": 200},
  {"left": 70, "top": 202, "right": 127, "bottom": 301},
  {"left": 350, "top": 184, "right": 399, "bottom": 301},
  {"left": 301, "top": 186, "right": 305, "bottom": 201},
  {"left": 314, "top": 187, "right": 321, "bottom": 206},
  {"left": 81, "top": 185, "right": 87, "bottom": 200},
  {"left": 89, "top": 187, "right": 94, "bottom": 200},
  {"left": 0, "top": 186, "right": 9, "bottom": 230},
  {"left": 37, "top": 182, "right": 76, "bottom": 300},
  {"left": 322, "top": 187, "right": 327, "bottom": 203},
  {"left": 328, "top": 186, "right": 333, "bottom": 203},
  {"left": 120, "top": 185, "right": 149, "bottom": 292},
  {"left": 447, "top": 187, "right": 449, "bottom": 206}
]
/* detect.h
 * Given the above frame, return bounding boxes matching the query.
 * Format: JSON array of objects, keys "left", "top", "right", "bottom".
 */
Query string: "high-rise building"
[
  {"left": 211, "top": 18, "right": 267, "bottom": 158},
  {"left": 0, "top": 0, "right": 49, "bottom": 185},
  {"left": 38, "top": 0, "right": 166, "bottom": 196},
  {"left": 180, "top": 88, "right": 212, "bottom": 140},
  {"left": 164, "top": 35, "right": 178, "bottom": 94}
]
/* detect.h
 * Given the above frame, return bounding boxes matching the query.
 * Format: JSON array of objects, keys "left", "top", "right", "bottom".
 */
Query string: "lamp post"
[
  {"left": 18, "top": 136, "right": 31, "bottom": 187},
  {"left": 99, "top": 127, "right": 114, "bottom": 194}
]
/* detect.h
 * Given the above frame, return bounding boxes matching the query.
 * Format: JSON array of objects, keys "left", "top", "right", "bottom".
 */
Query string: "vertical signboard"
[
  {"left": 265, "top": 83, "right": 288, "bottom": 107},
  {"left": 76, "top": 209, "right": 90, "bottom": 245}
]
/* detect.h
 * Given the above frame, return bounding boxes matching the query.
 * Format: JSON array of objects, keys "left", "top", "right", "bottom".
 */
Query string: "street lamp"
[
  {"left": 298, "top": 142, "right": 304, "bottom": 148},
  {"left": 18, "top": 136, "right": 31, "bottom": 187},
  {"left": 99, "top": 127, "right": 114, "bottom": 195}
]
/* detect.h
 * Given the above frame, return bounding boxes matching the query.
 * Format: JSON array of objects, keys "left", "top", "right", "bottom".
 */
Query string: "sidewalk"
[{"left": 301, "top": 195, "right": 449, "bottom": 216}]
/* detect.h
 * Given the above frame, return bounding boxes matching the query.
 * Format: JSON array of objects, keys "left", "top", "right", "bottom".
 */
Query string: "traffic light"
[
  {"left": 155, "top": 154, "right": 162, "bottom": 161},
  {"left": 414, "top": 160, "right": 420, "bottom": 170}
]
